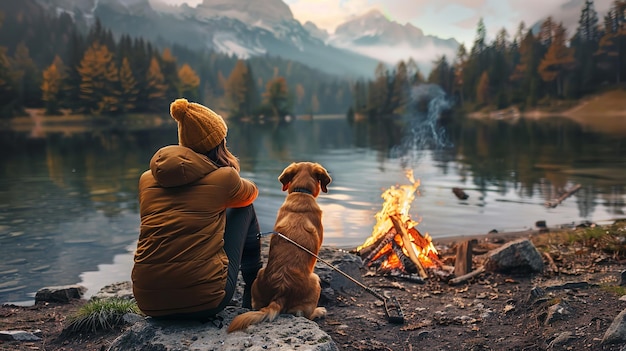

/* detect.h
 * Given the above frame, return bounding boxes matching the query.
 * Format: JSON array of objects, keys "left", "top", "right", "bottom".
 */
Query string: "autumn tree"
[
  {"left": 261, "top": 76, "right": 290, "bottom": 118},
  {"left": 144, "top": 56, "right": 168, "bottom": 112},
  {"left": 177, "top": 63, "right": 200, "bottom": 101},
  {"left": 118, "top": 57, "right": 139, "bottom": 113},
  {"left": 538, "top": 23, "right": 575, "bottom": 97},
  {"left": 77, "top": 41, "right": 120, "bottom": 114},
  {"left": 41, "top": 56, "right": 67, "bottom": 114},
  {"left": 476, "top": 71, "right": 490, "bottom": 105}
]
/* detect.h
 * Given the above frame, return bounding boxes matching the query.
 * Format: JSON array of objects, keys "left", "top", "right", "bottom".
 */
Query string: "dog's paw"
[{"left": 311, "top": 307, "right": 326, "bottom": 320}]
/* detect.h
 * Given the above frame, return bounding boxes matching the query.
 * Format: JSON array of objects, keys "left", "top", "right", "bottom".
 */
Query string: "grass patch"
[
  {"left": 601, "top": 285, "right": 626, "bottom": 296},
  {"left": 65, "top": 298, "right": 141, "bottom": 333}
]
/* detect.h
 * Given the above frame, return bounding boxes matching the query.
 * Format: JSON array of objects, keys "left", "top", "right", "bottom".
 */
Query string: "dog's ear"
[
  {"left": 315, "top": 164, "right": 332, "bottom": 193},
  {"left": 278, "top": 163, "right": 298, "bottom": 191}
]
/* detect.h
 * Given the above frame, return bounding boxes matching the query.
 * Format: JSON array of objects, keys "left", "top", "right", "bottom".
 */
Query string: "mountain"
[
  {"left": 31, "top": 0, "right": 459, "bottom": 77},
  {"left": 327, "top": 9, "right": 459, "bottom": 74},
  {"left": 33, "top": 0, "right": 380, "bottom": 77}
]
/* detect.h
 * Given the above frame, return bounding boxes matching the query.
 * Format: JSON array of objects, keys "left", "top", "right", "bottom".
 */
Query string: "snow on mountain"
[
  {"left": 328, "top": 9, "right": 459, "bottom": 73},
  {"left": 33, "top": 0, "right": 459, "bottom": 76}
]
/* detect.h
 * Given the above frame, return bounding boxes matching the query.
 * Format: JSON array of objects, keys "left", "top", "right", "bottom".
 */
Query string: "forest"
[
  {"left": 0, "top": 1, "right": 353, "bottom": 119},
  {"left": 0, "top": 0, "right": 624, "bottom": 120},
  {"left": 352, "top": 0, "right": 626, "bottom": 119}
]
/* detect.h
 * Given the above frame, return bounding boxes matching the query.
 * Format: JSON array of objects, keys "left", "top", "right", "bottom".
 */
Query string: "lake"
[{"left": 1, "top": 111, "right": 625, "bottom": 304}]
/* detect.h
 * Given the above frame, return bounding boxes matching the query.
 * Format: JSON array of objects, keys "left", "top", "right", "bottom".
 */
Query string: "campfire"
[{"left": 356, "top": 170, "right": 441, "bottom": 279}]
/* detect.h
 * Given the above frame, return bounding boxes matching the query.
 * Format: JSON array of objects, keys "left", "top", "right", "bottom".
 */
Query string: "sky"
[{"left": 160, "top": 0, "right": 613, "bottom": 47}]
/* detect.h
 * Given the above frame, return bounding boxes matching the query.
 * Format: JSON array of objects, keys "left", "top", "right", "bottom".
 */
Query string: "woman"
[{"left": 132, "top": 98, "right": 262, "bottom": 320}]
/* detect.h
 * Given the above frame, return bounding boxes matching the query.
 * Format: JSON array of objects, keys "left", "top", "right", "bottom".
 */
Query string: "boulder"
[
  {"left": 483, "top": 239, "right": 544, "bottom": 273},
  {"left": 108, "top": 306, "right": 338, "bottom": 351},
  {"left": 34, "top": 285, "right": 86, "bottom": 303}
]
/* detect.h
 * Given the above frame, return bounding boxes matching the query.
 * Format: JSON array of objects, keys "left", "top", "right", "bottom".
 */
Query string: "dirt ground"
[{"left": 2, "top": 222, "right": 626, "bottom": 351}]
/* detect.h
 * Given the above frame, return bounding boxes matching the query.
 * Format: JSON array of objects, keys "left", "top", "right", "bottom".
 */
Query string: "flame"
[{"left": 358, "top": 170, "right": 439, "bottom": 271}]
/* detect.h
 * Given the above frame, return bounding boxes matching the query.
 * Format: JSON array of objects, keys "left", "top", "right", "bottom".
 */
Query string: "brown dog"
[{"left": 227, "top": 162, "right": 332, "bottom": 333}]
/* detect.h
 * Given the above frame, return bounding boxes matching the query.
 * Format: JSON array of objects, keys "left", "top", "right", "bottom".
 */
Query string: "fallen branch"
[
  {"left": 545, "top": 184, "right": 582, "bottom": 208},
  {"left": 448, "top": 266, "right": 485, "bottom": 286}
]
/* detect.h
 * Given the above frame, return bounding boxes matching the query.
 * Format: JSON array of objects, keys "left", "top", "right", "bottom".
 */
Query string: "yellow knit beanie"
[{"left": 169, "top": 98, "right": 227, "bottom": 154}]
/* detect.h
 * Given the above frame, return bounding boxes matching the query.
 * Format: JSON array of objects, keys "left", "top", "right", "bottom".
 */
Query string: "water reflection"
[{"left": 0, "top": 114, "right": 624, "bottom": 304}]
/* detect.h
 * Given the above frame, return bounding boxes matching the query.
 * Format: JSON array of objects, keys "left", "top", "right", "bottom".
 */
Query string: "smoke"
[{"left": 391, "top": 84, "right": 453, "bottom": 160}]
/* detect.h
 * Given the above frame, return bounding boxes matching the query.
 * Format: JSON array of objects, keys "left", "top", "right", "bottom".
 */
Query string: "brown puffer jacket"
[{"left": 132, "top": 145, "right": 258, "bottom": 317}]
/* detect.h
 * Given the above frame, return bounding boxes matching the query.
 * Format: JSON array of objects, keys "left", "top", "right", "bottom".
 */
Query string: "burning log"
[
  {"left": 390, "top": 241, "right": 418, "bottom": 274},
  {"left": 390, "top": 215, "right": 428, "bottom": 278},
  {"left": 360, "top": 231, "right": 395, "bottom": 263}
]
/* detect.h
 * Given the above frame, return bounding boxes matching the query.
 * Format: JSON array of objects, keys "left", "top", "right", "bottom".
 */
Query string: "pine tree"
[
  {"left": 453, "top": 44, "right": 468, "bottom": 105},
  {"left": 13, "top": 42, "right": 41, "bottom": 108},
  {"left": 161, "top": 48, "right": 180, "bottom": 102},
  {"left": 389, "top": 60, "right": 409, "bottom": 114},
  {"left": 177, "top": 63, "right": 200, "bottom": 101},
  {"left": 510, "top": 30, "right": 542, "bottom": 105},
  {"left": 0, "top": 46, "right": 17, "bottom": 117},
  {"left": 367, "top": 62, "right": 390, "bottom": 117},
  {"left": 595, "top": 1, "right": 626, "bottom": 83},
  {"left": 571, "top": 0, "right": 601, "bottom": 95}
]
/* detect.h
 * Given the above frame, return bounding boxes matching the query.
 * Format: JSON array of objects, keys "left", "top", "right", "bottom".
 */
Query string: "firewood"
[
  {"left": 359, "top": 230, "right": 395, "bottom": 261},
  {"left": 448, "top": 266, "right": 485, "bottom": 285},
  {"left": 453, "top": 240, "right": 476, "bottom": 276},
  {"left": 390, "top": 215, "right": 428, "bottom": 278}
]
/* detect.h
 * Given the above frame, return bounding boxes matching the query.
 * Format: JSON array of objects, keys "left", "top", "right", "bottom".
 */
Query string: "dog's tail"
[{"left": 227, "top": 301, "right": 282, "bottom": 333}]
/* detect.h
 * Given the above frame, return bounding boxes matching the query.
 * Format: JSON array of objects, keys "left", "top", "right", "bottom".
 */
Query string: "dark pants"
[{"left": 153, "top": 204, "right": 262, "bottom": 321}]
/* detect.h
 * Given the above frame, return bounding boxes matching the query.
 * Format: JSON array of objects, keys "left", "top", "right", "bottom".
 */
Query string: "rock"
[
  {"left": 619, "top": 270, "right": 626, "bottom": 286},
  {"left": 90, "top": 281, "right": 133, "bottom": 300},
  {"left": 547, "top": 331, "right": 576, "bottom": 349},
  {"left": 0, "top": 330, "right": 42, "bottom": 341},
  {"left": 545, "top": 302, "right": 572, "bottom": 325},
  {"left": 316, "top": 247, "right": 364, "bottom": 303},
  {"left": 108, "top": 306, "right": 338, "bottom": 351},
  {"left": 483, "top": 239, "right": 544, "bottom": 274},
  {"left": 602, "top": 308, "right": 626, "bottom": 344},
  {"left": 34, "top": 285, "right": 86, "bottom": 303}
]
